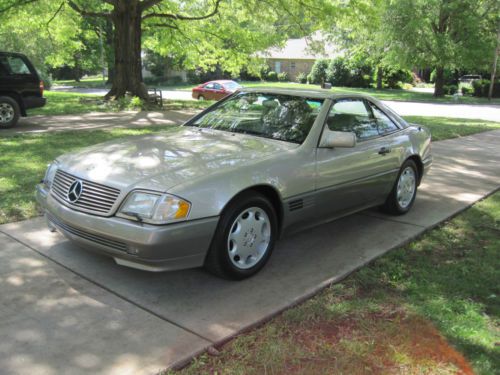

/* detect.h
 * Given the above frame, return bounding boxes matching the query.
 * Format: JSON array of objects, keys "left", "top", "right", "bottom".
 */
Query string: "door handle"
[{"left": 378, "top": 147, "right": 391, "bottom": 155}]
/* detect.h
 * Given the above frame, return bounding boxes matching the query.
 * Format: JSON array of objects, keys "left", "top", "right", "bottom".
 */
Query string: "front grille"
[
  {"left": 51, "top": 169, "right": 121, "bottom": 216},
  {"left": 47, "top": 213, "right": 127, "bottom": 252}
]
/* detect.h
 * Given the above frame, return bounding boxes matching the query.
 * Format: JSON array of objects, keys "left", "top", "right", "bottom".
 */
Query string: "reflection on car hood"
[{"left": 56, "top": 127, "right": 297, "bottom": 192}]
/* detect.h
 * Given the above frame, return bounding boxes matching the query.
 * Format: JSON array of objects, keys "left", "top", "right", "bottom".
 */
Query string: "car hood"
[{"left": 56, "top": 127, "right": 297, "bottom": 192}]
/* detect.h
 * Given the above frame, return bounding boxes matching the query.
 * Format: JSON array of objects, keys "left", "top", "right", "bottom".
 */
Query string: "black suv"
[{"left": 0, "top": 52, "right": 46, "bottom": 128}]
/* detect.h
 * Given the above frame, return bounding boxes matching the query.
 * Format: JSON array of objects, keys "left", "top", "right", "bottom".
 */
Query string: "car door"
[
  {"left": 315, "top": 98, "right": 404, "bottom": 219},
  {"left": 201, "top": 82, "right": 215, "bottom": 100},
  {"left": 212, "top": 83, "right": 226, "bottom": 101}
]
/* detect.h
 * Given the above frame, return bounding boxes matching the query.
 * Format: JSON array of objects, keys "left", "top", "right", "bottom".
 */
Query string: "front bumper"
[{"left": 35, "top": 184, "right": 219, "bottom": 272}]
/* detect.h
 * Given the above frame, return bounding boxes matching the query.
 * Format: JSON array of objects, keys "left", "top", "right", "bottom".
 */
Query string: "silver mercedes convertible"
[{"left": 36, "top": 88, "right": 432, "bottom": 279}]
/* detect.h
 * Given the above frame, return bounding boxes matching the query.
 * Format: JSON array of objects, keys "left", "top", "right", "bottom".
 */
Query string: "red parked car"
[{"left": 192, "top": 80, "right": 242, "bottom": 101}]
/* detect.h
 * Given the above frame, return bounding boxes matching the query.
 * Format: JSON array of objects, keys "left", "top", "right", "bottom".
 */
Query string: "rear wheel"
[
  {"left": 205, "top": 192, "right": 277, "bottom": 280},
  {"left": 198, "top": 95, "right": 205, "bottom": 101},
  {"left": 382, "top": 159, "right": 418, "bottom": 215},
  {"left": 0, "top": 96, "right": 20, "bottom": 129}
]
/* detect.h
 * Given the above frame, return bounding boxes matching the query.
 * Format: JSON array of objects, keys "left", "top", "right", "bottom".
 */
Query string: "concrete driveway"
[
  {"left": 1, "top": 130, "right": 499, "bottom": 374},
  {"left": 4, "top": 110, "right": 194, "bottom": 136}
]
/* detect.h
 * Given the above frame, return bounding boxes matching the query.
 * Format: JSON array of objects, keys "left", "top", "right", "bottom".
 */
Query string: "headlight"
[
  {"left": 44, "top": 161, "right": 59, "bottom": 187},
  {"left": 117, "top": 191, "right": 191, "bottom": 224}
]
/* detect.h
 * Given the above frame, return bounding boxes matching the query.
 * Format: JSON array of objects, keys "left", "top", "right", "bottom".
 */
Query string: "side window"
[
  {"left": 327, "top": 99, "right": 378, "bottom": 140},
  {"left": 204, "top": 83, "right": 215, "bottom": 89},
  {"left": 0, "top": 56, "right": 32, "bottom": 75},
  {"left": 0, "top": 59, "right": 8, "bottom": 77},
  {"left": 368, "top": 102, "right": 399, "bottom": 135},
  {"left": 213, "top": 83, "right": 222, "bottom": 90}
]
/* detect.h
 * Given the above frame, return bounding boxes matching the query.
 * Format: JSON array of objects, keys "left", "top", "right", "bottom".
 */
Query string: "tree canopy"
[{"left": 1, "top": 0, "right": 332, "bottom": 98}]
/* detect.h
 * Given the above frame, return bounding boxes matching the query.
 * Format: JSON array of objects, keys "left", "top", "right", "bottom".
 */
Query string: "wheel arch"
[
  {"left": 222, "top": 184, "right": 285, "bottom": 237},
  {"left": 406, "top": 154, "right": 424, "bottom": 185},
  {"left": 0, "top": 91, "right": 25, "bottom": 116}
]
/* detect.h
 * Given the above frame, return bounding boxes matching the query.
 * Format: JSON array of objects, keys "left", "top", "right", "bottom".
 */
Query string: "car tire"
[
  {"left": 198, "top": 95, "right": 205, "bottom": 101},
  {"left": 382, "top": 159, "right": 419, "bottom": 215},
  {"left": 204, "top": 192, "right": 278, "bottom": 280},
  {"left": 0, "top": 96, "right": 20, "bottom": 129}
]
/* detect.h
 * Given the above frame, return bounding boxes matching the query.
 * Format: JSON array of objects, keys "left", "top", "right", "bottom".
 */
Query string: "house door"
[{"left": 274, "top": 61, "right": 281, "bottom": 73}]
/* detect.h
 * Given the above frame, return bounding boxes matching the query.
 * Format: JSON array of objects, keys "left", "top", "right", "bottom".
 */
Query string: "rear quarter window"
[{"left": 0, "top": 55, "right": 34, "bottom": 77}]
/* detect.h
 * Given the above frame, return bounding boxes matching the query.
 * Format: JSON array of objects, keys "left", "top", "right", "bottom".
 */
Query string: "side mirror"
[{"left": 319, "top": 129, "right": 356, "bottom": 148}]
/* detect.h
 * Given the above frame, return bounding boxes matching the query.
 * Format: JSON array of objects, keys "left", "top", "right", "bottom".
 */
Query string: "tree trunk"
[
  {"left": 74, "top": 54, "right": 81, "bottom": 82},
  {"left": 434, "top": 66, "right": 445, "bottom": 97},
  {"left": 488, "top": 24, "right": 500, "bottom": 100},
  {"left": 105, "top": 18, "right": 115, "bottom": 84},
  {"left": 106, "top": 2, "right": 148, "bottom": 100},
  {"left": 376, "top": 66, "right": 383, "bottom": 89}
]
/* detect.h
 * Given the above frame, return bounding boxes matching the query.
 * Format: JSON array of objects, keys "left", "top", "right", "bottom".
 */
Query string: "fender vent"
[{"left": 289, "top": 199, "right": 304, "bottom": 211}]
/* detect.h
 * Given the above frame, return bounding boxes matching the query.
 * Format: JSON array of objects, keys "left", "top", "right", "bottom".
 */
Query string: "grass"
[
  {"left": 53, "top": 76, "right": 111, "bottom": 89},
  {"left": 53, "top": 77, "right": 500, "bottom": 105},
  {"left": 53, "top": 75, "right": 193, "bottom": 91},
  {"left": 163, "top": 99, "right": 214, "bottom": 110},
  {"left": 0, "top": 126, "right": 177, "bottom": 224},
  {"left": 169, "top": 191, "right": 500, "bottom": 375},
  {"left": 405, "top": 116, "right": 500, "bottom": 141},
  {"left": 239, "top": 81, "right": 500, "bottom": 105},
  {"left": 28, "top": 91, "right": 109, "bottom": 116},
  {"left": 0, "top": 114, "right": 499, "bottom": 224}
]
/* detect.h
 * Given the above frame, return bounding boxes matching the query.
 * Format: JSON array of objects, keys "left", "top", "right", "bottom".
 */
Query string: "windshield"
[
  {"left": 223, "top": 82, "right": 241, "bottom": 90},
  {"left": 189, "top": 92, "right": 324, "bottom": 144}
]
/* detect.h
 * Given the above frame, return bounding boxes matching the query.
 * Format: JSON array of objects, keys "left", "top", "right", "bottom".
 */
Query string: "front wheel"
[
  {"left": 0, "top": 96, "right": 20, "bottom": 129},
  {"left": 382, "top": 159, "right": 418, "bottom": 215},
  {"left": 204, "top": 192, "right": 278, "bottom": 280}
]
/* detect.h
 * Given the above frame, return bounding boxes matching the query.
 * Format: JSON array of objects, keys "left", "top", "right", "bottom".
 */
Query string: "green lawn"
[
  {"left": 53, "top": 75, "right": 193, "bottom": 91},
  {"left": 170, "top": 191, "right": 500, "bottom": 375},
  {"left": 0, "top": 126, "right": 176, "bottom": 224},
  {"left": 1, "top": 115, "right": 499, "bottom": 224},
  {"left": 53, "top": 77, "right": 500, "bottom": 105},
  {"left": 53, "top": 76, "right": 111, "bottom": 89},
  {"left": 28, "top": 91, "right": 109, "bottom": 116},
  {"left": 406, "top": 116, "right": 500, "bottom": 141},
  {"left": 239, "top": 81, "right": 500, "bottom": 105}
]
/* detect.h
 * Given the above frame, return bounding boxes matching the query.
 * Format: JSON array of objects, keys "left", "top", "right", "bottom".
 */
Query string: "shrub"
[
  {"left": 309, "top": 59, "right": 329, "bottom": 84},
  {"left": 471, "top": 79, "right": 500, "bottom": 97},
  {"left": 306, "top": 73, "right": 313, "bottom": 84},
  {"left": 402, "top": 83, "right": 414, "bottom": 90},
  {"left": 277, "top": 72, "right": 289, "bottom": 82},
  {"left": 296, "top": 72, "right": 307, "bottom": 84},
  {"left": 443, "top": 85, "right": 458, "bottom": 95},
  {"left": 239, "top": 68, "right": 261, "bottom": 81},
  {"left": 129, "top": 96, "right": 144, "bottom": 109},
  {"left": 266, "top": 71, "right": 278, "bottom": 81},
  {"left": 326, "top": 57, "right": 351, "bottom": 86},
  {"left": 384, "top": 67, "right": 413, "bottom": 89},
  {"left": 350, "top": 65, "right": 373, "bottom": 88},
  {"left": 461, "top": 86, "right": 472, "bottom": 96},
  {"left": 472, "top": 79, "right": 484, "bottom": 96}
]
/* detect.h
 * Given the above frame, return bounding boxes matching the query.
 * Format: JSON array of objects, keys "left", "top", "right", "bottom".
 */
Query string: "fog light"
[{"left": 126, "top": 246, "right": 140, "bottom": 255}]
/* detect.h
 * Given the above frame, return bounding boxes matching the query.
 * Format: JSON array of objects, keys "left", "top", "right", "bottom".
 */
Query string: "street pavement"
[{"left": 1, "top": 130, "right": 499, "bottom": 374}]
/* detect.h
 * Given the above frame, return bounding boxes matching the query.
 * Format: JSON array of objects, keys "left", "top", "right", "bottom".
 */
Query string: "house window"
[
  {"left": 275, "top": 61, "right": 281, "bottom": 73},
  {"left": 290, "top": 61, "right": 296, "bottom": 70}
]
